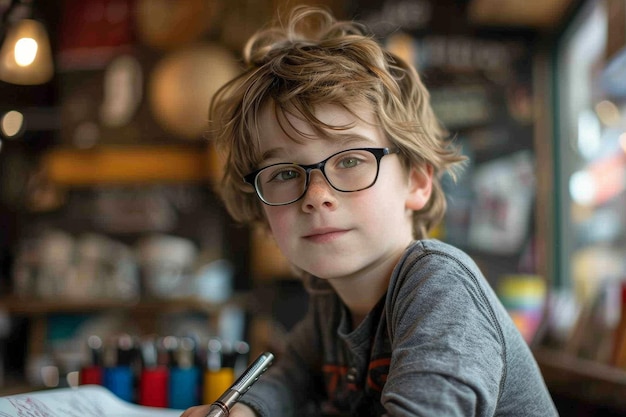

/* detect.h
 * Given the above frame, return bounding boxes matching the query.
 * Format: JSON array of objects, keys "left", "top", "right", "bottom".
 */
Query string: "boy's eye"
[
  {"left": 269, "top": 167, "right": 300, "bottom": 182},
  {"left": 337, "top": 155, "right": 362, "bottom": 169}
]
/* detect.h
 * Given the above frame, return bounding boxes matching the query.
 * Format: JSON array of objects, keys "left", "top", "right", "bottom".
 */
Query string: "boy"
[{"left": 182, "top": 5, "right": 558, "bottom": 417}]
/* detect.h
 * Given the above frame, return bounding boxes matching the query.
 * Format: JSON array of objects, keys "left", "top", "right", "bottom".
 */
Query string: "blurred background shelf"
[
  {"left": 41, "top": 145, "right": 219, "bottom": 186},
  {"left": 0, "top": 380, "right": 35, "bottom": 396},
  {"left": 0, "top": 295, "right": 246, "bottom": 315},
  {"left": 535, "top": 347, "right": 626, "bottom": 413}
]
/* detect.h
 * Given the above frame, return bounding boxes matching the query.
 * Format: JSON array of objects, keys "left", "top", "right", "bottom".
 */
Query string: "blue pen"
[
  {"left": 103, "top": 334, "right": 135, "bottom": 403},
  {"left": 169, "top": 336, "right": 200, "bottom": 409}
]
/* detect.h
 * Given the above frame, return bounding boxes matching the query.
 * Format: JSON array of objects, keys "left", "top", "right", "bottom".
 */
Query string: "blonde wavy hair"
[{"left": 209, "top": 5, "right": 466, "bottom": 239}]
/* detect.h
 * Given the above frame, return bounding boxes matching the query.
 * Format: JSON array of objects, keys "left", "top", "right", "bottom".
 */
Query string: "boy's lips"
[{"left": 303, "top": 227, "right": 349, "bottom": 242}]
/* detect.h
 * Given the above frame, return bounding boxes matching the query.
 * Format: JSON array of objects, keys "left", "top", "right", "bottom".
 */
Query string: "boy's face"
[{"left": 254, "top": 101, "right": 432, "bottom": 282}]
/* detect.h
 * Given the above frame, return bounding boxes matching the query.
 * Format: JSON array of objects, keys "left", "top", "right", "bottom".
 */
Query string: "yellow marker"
[{"left": 203, "top": 367, "right": 235, "bottom": 404}]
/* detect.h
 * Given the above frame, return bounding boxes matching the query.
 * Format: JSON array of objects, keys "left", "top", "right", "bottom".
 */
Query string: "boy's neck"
[
  {"left": 328, "top": 249, "right": 404, "bottom": 328},
  {"left": 332, "top": 275, "right": 390, "bottom": 327}
]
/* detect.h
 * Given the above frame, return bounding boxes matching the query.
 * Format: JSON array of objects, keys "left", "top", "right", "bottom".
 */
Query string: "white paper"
[{"left": 0, "top": 385, "right": 183, "bottom": 417}]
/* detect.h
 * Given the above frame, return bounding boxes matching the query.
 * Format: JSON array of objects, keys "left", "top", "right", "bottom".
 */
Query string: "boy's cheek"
[{"left": 263, "top": 207, "right": 292, "bottom": 238}]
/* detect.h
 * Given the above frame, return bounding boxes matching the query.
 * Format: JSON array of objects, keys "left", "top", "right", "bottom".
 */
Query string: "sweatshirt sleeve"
[{"left": 382, "top": 247, "right": 506, "bottom": 416}]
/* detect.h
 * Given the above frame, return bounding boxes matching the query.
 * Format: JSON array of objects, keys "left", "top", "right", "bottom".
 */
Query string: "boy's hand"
[{"left": 179, "top": 403, "right": 258, "bottom": 417}]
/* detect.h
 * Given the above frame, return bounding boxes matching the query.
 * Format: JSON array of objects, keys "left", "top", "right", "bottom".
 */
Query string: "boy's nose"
[{"left": 302, "top": 170, "right": 337, "bottom": 210}]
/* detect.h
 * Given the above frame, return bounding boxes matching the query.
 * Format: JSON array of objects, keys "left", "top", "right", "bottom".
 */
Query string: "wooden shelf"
[
  {"left": 0, "top": 294, "right": 247, "bottom": 316},
  {"left": 40, "top": 144, "right": 222, "bottom": 186},
  {"left": 0, "top": 380, "right": 38, "bottom": 396},
  {"left": 534, "top": 347, "right": 626, "bottom": 411},
  {"left": 468, "top": 0, "right": 574, "bottom": 28}
]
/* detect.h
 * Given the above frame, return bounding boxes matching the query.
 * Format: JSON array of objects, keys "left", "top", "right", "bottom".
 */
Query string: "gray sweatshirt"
[{"left": 240, "top": 240, "right": 558, "bottom": 416}]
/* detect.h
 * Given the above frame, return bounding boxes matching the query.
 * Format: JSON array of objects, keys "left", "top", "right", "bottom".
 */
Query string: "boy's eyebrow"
[
  {"left": 260, "top": 134, "right": 379, "bottom": 162},
  {"left": 260, "top": 147, "right": 288, "bottom": 161}
]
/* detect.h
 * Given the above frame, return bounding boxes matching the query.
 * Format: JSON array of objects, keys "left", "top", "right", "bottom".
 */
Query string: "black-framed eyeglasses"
[{"left": 243, "top": 147, "right": 399, "bottom": 206}]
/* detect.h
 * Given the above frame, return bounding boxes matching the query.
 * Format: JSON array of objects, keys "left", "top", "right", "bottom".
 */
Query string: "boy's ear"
[{"left": 406, "top": 164, "right": 433, "bottom": 210}]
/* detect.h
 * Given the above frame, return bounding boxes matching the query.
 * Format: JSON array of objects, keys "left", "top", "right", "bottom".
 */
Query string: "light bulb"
[
  {"left": 1, "top": 110, "right": 25, "bottom": 138},
  {"left": 15, "top": 37, "right": 39, "bottom": 67},
  {"left": 0, "top": 19, "right": 53, "bottom": 85}
]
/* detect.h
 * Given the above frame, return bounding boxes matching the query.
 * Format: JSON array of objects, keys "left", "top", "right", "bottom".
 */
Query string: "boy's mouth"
[{"left": 303, "top": 227, "right": 349, "bottom": 243}]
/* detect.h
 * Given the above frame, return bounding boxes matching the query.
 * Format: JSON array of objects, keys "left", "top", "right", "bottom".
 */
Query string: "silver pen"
[{"left": 205, "top": 351, "right": 274, "bottom": 417}]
